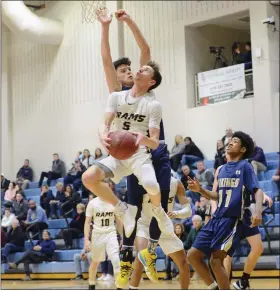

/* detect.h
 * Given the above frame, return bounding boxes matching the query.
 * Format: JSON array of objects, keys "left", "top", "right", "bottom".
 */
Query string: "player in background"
[
  {"left": 129, "top": 177, "right": 191, "bottom": 289},
  {"left": 84, "top": 196, "right": 123, "bottom": 289},
  {"left": 187, "top": 132, "right": 263, "bottom": 290},
  {"left": 96, "top": 9, "right": 172, "bottom": 286}
]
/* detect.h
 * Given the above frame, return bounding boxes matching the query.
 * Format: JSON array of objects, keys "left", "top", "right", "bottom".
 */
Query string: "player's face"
[
  {"left": 116, "top": 64, "right": 134, "bottom": 87},
  {"left": 226, "top": 137, "right": 246, "bottom": 156},
  {"left": 134, "top": 65, "right": 156, "bottom": 88}
]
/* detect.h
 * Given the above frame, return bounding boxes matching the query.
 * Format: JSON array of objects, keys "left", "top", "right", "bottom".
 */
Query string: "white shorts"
[
  {"left": 136, "top": 218, "right": 184, "bottom": 255},
  {"left": 91, "top": 231, "right": 119, "bottom": 262},
  {"left": 97, "top": 147, "right": 151, "bottom": 183}
]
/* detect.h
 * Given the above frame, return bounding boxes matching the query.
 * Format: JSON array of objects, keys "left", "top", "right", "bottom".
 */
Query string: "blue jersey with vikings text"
[
  {"left": 214, "top": 160, "right": 259, "bottom": 219},
  {"left": 121, "top": 86, "right": 165, "bottom": 140}
]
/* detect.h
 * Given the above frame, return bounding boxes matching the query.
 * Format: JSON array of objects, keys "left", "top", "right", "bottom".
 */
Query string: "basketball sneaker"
[
  {"left": 152, "top": 207, "right": 174, "bottom": 235},
  {"left": 233, "top": 279, "right": 250, "bottom": 290},
  {"left": 116, "top": 203, "right": 137, "bottom": 238},
  {"left": 138, "top": 248, "right": 158, "bottom": 283},
  {"left": 115, "top": 261, "right": 134, "bottom": 288}
]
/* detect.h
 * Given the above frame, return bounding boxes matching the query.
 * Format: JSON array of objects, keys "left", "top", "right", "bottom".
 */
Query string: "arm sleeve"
[
  {"left": 172, "top": 203, "right": 192, "bottom": 219},
  {"left": 105, "top": 93, "right": 118, "bottom": 113},
  {"left": 148, "top": 101, "right": 162, "bottom": 129}
]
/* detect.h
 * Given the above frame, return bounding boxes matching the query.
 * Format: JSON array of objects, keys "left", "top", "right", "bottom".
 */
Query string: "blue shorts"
[
  {"left": 193, "top": 217, "right": 239, "bottom": 257},
  {"left": 126, "top": 143, "right": 171, "bottom": 205},
  {"left": 227, "top": 209, "right": 260, "bottom": 257}
]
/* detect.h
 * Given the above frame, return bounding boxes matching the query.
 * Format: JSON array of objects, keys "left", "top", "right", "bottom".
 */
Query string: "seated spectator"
[
  {"left": 12, "top": 192, "right": 29, "bottom": 222},
  {"left": 170, "top": 135, "right": 185, "bottom": 171},
  {"left": 196, "top": 161, "right": 214, "bottom": 190},
  {"left": 82, "top": 149, "right": 94, "bottom": 169},
  {"left": 181, "top": 165, "right": 196, "bottom": 191},
  {"left": 62, "top": 204, "right": 85, "bottom": 250},
  {"left": 64, "top": 160, "right": 86, "bottom": 191},
  {"left": 4, "top": 182, "right": 17, "bottom": 204},
  {"left": 248, "top": 142, "right": 267, "bottom": 175},
  {"left": 8, "top": 230, "right": 56, "bottom": 281},
  {"left": 22, "top": 200, "right": 48, "bottom": 240},
  {"left": 164, "top": 223, "right": 187, "bottom": 280},
  {"left": 221, "top": 127, "right": 233, "bottom": 146},
  {"left": 194, "top": 196, "right": 211, "bottom": 223},
  {"left": 38, "top": 153, "right": 66, "bottom": 187},
  {"left": 1, "top": 209, "right": 16, "bottom": 231},
  {"left": 180, "top": 137, "right": 204, "bottom": 170},
  {"left": 272, "top": 167, "right": 280, "bottom": 196},
  {"left": 16, "top": 159, "right": 33, "bottom": 190},
  {"left": 72, "top": 250, "right": 92, "bottom": 280},
  {"left": 1, "top": 174, "right": 10, "bottom": 192},
  {"left": 94, "top": 148, "right": 106, "bottom": 162},
  {"left": 61, "top": 185, "right": 82, "bottom": 218},
  {"left": 40, "top": 185, "right": 55, "bottom": 218},
  {"left": 49, "top": 182, "right": 66, "bottom": 219},
  {"left": 214, "top": 140, "right": 226, "bottom": 171},
  {"left": 184, "top": 215, "right": 203, "bottom": 251},
  {"left": 1, "top": 218, "right": 25, "bottom": 263}
]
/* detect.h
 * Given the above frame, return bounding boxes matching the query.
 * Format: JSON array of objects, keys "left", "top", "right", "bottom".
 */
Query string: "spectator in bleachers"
[
  {"left": 72, "top": 250, "right": 92, "bottom": 280},
  {"left": 181, "top": 165, "right": 195, "bottom": 190},
  {"left": 38, "top": 153, "right": 66, "bottom": 187},
  {"left": 249, "top": 142, "right": 267, "bottom": 175},
  {"left": 1, "top": 208, "right": 16, "bottom": 231},
  {"left": 214, "top": 140, "right": 226, "bottom": 171},
  {"left": 180, "top": 137, "right": 204, "bottom": 170},
  {"left": 94, "top": 148, "right": 106, "bottom": 162},
  {"left": 272, "top": 167, "right": 280, "bottom": 196},
  {"left": 40, "top": 185, "right": 55, "bottom": 218},
  {"left": 8, "top": 230, "right": 56, "bottom": 281},
  {"left": 170, "top": 135, "right": 185, "bottom": 171},
  {"left": 4, "top": 182, "right": 17, "bottom": 203},
  {"left": 76, "top": 151, "right": 83, "bottom": 162},
  {"left": 16, "top": 159, "right": 33, "bottom": 190},
  {"left": 61, "top": 184, "right": 82, "bottom": 218},
  {"left": 49, "top": 182, "right": 66, "bottom": 219},
  {"left": 63, "top": 160, "right": 86, "bottom": 191},
  {"left": 164, "top": 223, "right": 187, "bottom": 280},
  {"left": 184, "top": 215, "right": 203, "bottom": 251},
  {"left": 1, "top": 228, "right": 6, "bottom": 248},
  {"left": 62, "top": 203, "right": 85, "bottom": 250},
  {"left": 1, "top": 174, "right": 10, "bottom": 192},
  {"left": 22, "top": 200, "right": 48, "bottom": 239},
  {"left": 82, "top": 149, "right": 95, "bottom": 169},
  {"left": 12, "top": 192, "right": 29, "bottom": 222},
  {"left": 194, "top": 197, "right": 211, "bottom": 223},
  {"left": 1, "top": 218, "right": 25, "bottom": 263},
  {"left": 221, "top": 127, "right": 233, "bottom": 146}
]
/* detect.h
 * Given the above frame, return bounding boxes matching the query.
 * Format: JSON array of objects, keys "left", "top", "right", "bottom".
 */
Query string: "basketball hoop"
[{"left": 81, "top": 1, "right": 108, "bottom": 23}]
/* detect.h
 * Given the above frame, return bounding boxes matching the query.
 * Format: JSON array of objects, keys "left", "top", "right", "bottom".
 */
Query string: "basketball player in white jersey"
[
  {"left": 82, "top": 62, "right": 174, "bottom": 247},
  {"left": 85, "top": 196, "right": 123, "bottom": 290},
  {"left": 128, "top": 177, "right": 192, "bottom": 289}
]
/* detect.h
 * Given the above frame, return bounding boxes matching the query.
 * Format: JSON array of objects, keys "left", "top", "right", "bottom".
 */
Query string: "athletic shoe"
[
  {"left": 104, "top": 274, "right": 114, "bottom": 281},
  {"left": 71, "top": 275, "right": 84, "bottom": 280},
  {"left": 163, "top": 274, "right": 172, "bottom": 280},
  {"left": 115, "top": 261, "right": 133, "bottom": 288},
  {"left": 97, "top": 274, "right": 106, "bottom": 281},
  {"left": 88, "top": 285, "right": 95, "bottom": 290},
  {"left": 8, "top": 262, "right": 17, "bottom": 269},
  {"left": 121, "top": 204, "right": 138, "bottom": 238},
  {"left": 138, "top": 248, "right": 158, "bottom": 283},
  {"left": 152, "top": 207, "right": 174, "bottom": 235},
  {"left": 22, "top": 275, "right": 32, "bottom": 281},
  {"left": 233, "top": 279, "right": 250, "bottom": 290}
]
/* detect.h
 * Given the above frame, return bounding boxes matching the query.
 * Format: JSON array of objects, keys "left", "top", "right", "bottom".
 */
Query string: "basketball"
[{"left": 108, "top": 131, "right": 138, "bottom": 160}]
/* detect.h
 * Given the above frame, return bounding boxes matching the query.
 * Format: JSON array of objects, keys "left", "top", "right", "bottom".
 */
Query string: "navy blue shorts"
[
  {"left": 126, "top": 143, "right": 171, "bottom": 206},
  {"left": 227, "top": 209, "right": 260, "bottom": 257},
  {"left": 193, "top": 217, "right": 239, "bottom": 257}
]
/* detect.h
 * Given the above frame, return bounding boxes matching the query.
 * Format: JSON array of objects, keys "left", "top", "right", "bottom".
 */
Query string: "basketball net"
[{"left": 81, "top": 1, "right": 108, "bottom": 23}]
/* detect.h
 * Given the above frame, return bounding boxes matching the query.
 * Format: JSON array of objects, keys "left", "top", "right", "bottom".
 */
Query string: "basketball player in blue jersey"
[
  {"left": 187, "top": 131, "right": 264, "bottom": 290},
  {"left": 97, "top": 9, "right": 171, "bottom": 286}
]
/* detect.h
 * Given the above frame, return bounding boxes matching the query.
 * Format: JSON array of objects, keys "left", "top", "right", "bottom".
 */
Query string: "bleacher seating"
[{"left": 2, "top": 152, "right": 279, "bottom": 276}]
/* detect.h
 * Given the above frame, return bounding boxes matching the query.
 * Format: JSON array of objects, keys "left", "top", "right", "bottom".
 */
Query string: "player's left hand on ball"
[
  {"left": 167, "top": 211, "right": 177, "bottom": 219},
  {"left": 250, "top": 213, "right": 262, "bottom": 228},
  {"left": 115, "top": 9, "right": 130, "bottom": 21},
  {"left": 132, "top": 132, "right": 145, "bottom": 147}
]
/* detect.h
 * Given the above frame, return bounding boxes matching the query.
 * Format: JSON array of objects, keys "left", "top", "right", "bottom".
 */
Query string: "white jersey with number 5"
[
  {"left": 86, "top": 197, "right": 116, "bottom": 234},
  {"left": 140, "top": 177, "right": 179, "bottom": 225},
  {"left": 105, "top": 90, "right": 162, "bottom": 139}
]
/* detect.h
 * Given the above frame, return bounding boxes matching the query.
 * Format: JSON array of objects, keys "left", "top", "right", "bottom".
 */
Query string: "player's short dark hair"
[
  {"left": 232, "top": 131, "right": 254, "bottom": 159},
  {"left": 113, "top": 57, "right": 131, "bottom": 70},
  {"left": 147, "top": 61, "right": 162, "bottom": 91}
]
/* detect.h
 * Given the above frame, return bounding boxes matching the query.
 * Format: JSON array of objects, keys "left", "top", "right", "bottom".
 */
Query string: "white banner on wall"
[{"left": 197, "top": 64, "right": 246, "bottom": 105}]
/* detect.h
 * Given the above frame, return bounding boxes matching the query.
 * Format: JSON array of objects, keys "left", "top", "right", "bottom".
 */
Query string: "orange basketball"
[{"left": 108, "top": 131, "right": 139, "bottom": 160}]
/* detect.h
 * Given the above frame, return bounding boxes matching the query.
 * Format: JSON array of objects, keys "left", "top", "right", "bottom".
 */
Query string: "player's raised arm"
[
  {"left": 115, "top": 10, "right": 151, "bottom": 67},
  {"left": 97, "top": 11, "right": 122, "bottom": 93},
  {"left": 188, "top": 176, "right": 219, "bottom": 201},
  {"left": 210, "top": 166, "right": 221, "bottom": 214},
  {"left": 168, "top": 180, "right": 192, "bottom": 219}
]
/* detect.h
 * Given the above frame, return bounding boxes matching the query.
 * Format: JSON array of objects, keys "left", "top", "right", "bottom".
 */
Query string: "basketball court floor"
[{"left": 2, "top": 278, "right": 279, "bottom": 290}]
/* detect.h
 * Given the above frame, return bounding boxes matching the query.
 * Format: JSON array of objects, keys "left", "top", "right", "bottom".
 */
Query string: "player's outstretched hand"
[
  {"left": 115, "top": 9, "right": 130, "bottom": 21},
  {"left": 187, "top": 177, "right": 201, "bottom": 193},
  {"left": 96, "top": 8, "right": 112, "bottom": 25},
  {"left": 250, "top": 213, "right": 262, "bottom": 228}
]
